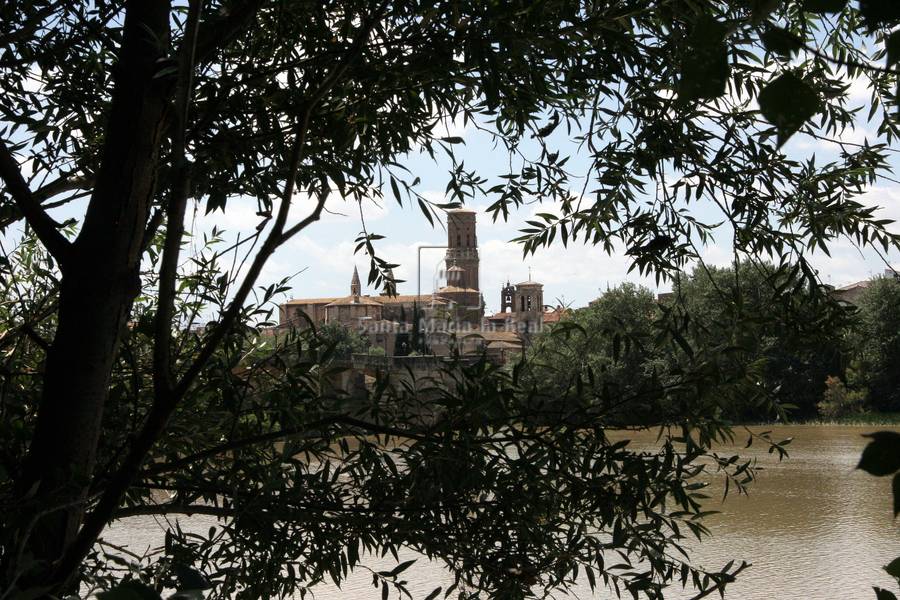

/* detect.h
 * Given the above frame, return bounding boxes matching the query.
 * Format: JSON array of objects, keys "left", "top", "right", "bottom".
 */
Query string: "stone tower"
[
  {"left": 504, "top": 273, "right": 544, "bottom": 333},
  {"left": 350, "top": 265, "right": 361, "bottom": 298},
  {"left": 445, "top": 208, "right": 479, "bottom": 291},
  {"left": 500, "top": 279, "right": 516, "bottom": 313}
]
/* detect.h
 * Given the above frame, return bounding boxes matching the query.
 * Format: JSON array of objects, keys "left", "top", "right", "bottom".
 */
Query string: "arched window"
[
  {"left": 466, "top": 234, "right": 470, "bottom": 246},
  {"left": 457, "top": 234, "right": 461, "bottom": 246},
  {"left": 527, "top": 295, "right": 533, "bottom": 310},
  {"left": 520, "top": 296, "right": 525, "bottom": 312}
]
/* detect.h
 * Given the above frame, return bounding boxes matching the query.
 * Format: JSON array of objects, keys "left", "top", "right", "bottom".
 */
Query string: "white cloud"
[{"left": 192, "top": 191, "right": 389, "bottom": 235}]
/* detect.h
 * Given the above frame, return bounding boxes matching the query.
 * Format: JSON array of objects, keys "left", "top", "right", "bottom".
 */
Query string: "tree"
[
  {"left": 670, "top": 263, "right": 852, "bottom": 419},
  {"left": 526, "top": 265, "right": 851, "bottom": 423},
  {"left": 851, "top": 276, "right": 900, "bottom": 411},
  {"left": 316, "top": 321, "right": 371, "bottom": 361},
  {"left": 521, "top": 283, "right": 672, "bottom": 424},
  {"left": 1, "top": 1, "right": 899, "bottom": 598}
]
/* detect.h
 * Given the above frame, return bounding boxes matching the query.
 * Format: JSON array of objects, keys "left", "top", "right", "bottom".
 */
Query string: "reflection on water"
[{"left": 104, "top": 425, "right": 900, "bottom": 599}]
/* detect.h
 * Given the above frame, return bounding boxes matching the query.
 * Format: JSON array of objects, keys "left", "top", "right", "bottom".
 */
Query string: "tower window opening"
[
  {"left": 457, "top": 234, "right": 461, "bottom": 246},
  {"left": 527, "top": 295, "right": 533, "bottom": 311},
  {"left": 520, "top": 296, "right": 525, "bottom": 312}
]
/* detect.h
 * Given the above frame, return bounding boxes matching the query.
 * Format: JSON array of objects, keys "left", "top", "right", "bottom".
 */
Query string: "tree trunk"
[
  {"left": 10, "top": 0, "right": 172, "bottom": 588},
  {"left": 20, "top": 264, "right": 142, "bottom": 565}
]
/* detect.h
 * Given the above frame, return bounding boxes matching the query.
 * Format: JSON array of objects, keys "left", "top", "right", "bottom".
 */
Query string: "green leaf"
[
  {"left": 98, "top": 582, "right": 162, "bottom": 600},
  {"left": 801, "top": 0, "right": 847, "bottom": 13},
  {"left": 387, "top": 559, "right": 415, "bottom": 576},
  {"left": 678, "top": 16, "right": 731, "bottom": 103},
  {"left": 440, "top": 136, "right": 463, "bottom": 144},
  {"left": 173, "top": 564, "right": 211, "bottom": 590},
  {"left": 389, "top": 176, "right": 402, "bottom": 205},
  {"left": 424, "top": 587, "right": 442, "bottom": 600},
  {"left": 874, "top": 587, "right": 899, "bottom": 600},
  {"left": 758, "top": 72, "right": 821, "bottom": 146},
  {"left": 884, "top": 556, "right": 900, "bottom": 579},
  {"left": 859, "top": 0, "right": 900, "bottom": 28},
  {"left": 761, "top": 26, "right": 802, "bottom": 59},
  {"left": 749, "top": 0, "right": 783, "bottom": 24},
  {"left": 205, "top": 190, "right": 227, "bottom": 214},
  {"left": 886, "top": 30, "right": 900, "bottom": 68},
  {"left": 858, "top": 432, "right": 900, "bottom": 476}
]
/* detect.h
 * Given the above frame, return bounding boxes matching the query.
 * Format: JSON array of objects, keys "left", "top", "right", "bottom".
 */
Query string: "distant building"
[
  {"left": 278, "top": 209, "right": 546, "bottom": 358},
  {"left": 485, "top": 277, "right": 545, "bottom": 335},
  {"left": 831, "top": 269, "right": 899, "bottom": 304}
]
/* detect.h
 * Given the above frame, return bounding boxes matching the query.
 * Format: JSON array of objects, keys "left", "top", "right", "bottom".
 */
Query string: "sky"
[
  {"left": 193, "top": 75, "right": 900, "bottom": 316},
  {"left": 20, "top": 69, "right": 899, "bottom": 318}
]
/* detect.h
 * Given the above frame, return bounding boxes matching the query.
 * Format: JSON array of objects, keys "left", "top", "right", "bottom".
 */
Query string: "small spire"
[
  {"left": 528, "top": 266, "right": 532, "bottom": 281},
  {"left": 351, "top": 265, "right": 361, "bottom": 297}
]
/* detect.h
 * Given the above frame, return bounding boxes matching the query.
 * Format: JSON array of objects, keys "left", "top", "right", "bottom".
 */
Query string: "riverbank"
[
  {"left": 742, "top": 412, "right": 900, "bottom": 427},
  {"left": 800, "top": 412, "right": 900, "bottom": 426}
]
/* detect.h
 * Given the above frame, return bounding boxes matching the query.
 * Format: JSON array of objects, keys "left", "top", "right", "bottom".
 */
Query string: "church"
[{"left": 278, "top": 208, "right": 552, "bottom": 359}]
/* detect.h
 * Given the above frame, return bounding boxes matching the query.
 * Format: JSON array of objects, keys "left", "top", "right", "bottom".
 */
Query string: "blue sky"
[
  {"left": 195, "top": 75, "right": 900, "bottom": 315},
  {"left": 19, "top": 72, "right": 898, "bottom": 317}
]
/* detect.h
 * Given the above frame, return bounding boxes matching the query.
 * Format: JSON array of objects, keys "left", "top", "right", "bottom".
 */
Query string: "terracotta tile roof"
[
  {"left": 472, "top": 330, "right": 522, "bottom": 343},
  {"left": 375, "top": 294, "right": 445, "bottom": 304},
  {"left": 836, "top": 280, "right": 870, "bottom": 291},
  {"left": 324, "top": 295, "right": 383, "bottom": 307},
  {"left": 542, "top": 308, "right": 569, "bottom": 324},
  {"left": 285, "top": 293, "right": 446, "bottom": 306},
  {"left": 284, "top": 297, "right": 341, "bottom": 305},
  {"left": 487, "top": 340, "right": 522, "bottom": 349}
]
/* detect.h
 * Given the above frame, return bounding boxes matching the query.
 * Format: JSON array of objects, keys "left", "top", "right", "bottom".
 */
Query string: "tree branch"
[
  {"left": 194, "top": 0, "right": 266, "bottom": 65},
  {"left": 175, "top": 2, "right": 386, "bottom": 397},
  {"left": 0, "top": 140, "right": 72, "bottom": 266},
  {"left": 153, "top": 0, "right": 204, "bottom": 399},
  {"left": 54, "top": 5, "right": 387, "bottom": 583},
  {"left": 113, "top": 503, "right": 235, "bottom": 519},
  {"left": 33, "top": 173, "right": 93, "bottom": 203}
]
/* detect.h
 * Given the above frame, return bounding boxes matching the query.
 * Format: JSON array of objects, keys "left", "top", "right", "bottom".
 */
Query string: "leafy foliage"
[
  {"left": 850, "top": 276, "right": 900, "bottom": 411},
  {"left": 817, "top": 375, "right": 867, "bottom": 419},
  {"left": 526, "top": 264, "right": 853, "bottom": 422},
  {"left": 857, "top": 431, "right": 900, "bottom": 599},
  {"left": 0, "top": 1, "right": 899, "bottom": 599}
]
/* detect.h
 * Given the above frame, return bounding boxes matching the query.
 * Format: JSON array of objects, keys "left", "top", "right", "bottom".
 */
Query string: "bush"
[{"left": 817, "top": 376, "right": 867, "bottom": 419}]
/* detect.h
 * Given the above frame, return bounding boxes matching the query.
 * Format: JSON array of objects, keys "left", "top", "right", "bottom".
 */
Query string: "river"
[{"left": 104, "top": 425, "right": 900, "bottom": 599}]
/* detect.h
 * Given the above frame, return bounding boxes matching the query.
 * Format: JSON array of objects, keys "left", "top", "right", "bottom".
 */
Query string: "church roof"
[
  {"left": 515, "top": 280, "right": 542, "bottom": 287},
  {"left": 486, "top": 340, "right": 522, "bottom": 349},
  {"left": 284, "top": 297, "right": 341, "bottom": 305},
  {"left": 836, "top": 280, "right": 869, "bottom": 291},
  {"left": 375, "top": 293, "right": 447, "bottom": 304},
  {"left": 287, "top": 293, "right": 450, "bottom": 305},
  {"left": 474, "top": 330, "right": 522, "bottom": 343},
  {"left": 543, "top": 307, "right": 569, "bottom": 324},
  {"left": 324, "top": 295, "right": 382, "bottom": 307}
]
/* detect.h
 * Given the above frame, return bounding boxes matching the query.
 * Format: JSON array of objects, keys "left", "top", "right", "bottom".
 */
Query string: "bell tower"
[
  {"left": 445, "top": 208, "right": 479, "bottom": 291},
  {"left": 500, "top": 279, "right": 515, "bottom": 313},
  {"left": 350, "top": 265, "right": 361, "bottom": 298}
]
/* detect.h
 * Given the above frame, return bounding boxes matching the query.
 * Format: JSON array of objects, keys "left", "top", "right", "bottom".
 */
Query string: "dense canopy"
[{"left": 0, "top": 1, "right": 899, "bottom": 599}]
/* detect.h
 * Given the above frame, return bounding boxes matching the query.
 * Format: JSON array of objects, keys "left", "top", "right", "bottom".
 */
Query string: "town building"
[{"left": 278, "top": 208, "right": 552, "bottom": 358}]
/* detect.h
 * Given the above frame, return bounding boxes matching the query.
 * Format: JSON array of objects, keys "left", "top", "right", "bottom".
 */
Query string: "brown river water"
[{"left": 104, "top": 425, "right": 900, "bottom": 599}]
